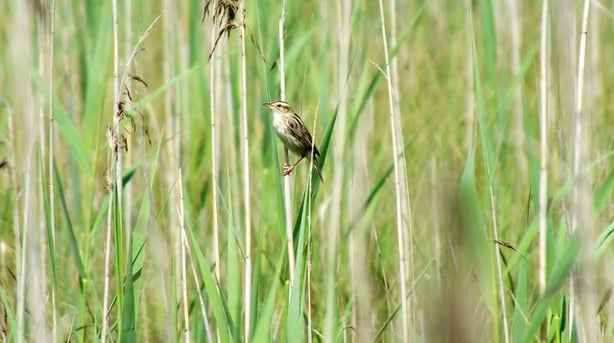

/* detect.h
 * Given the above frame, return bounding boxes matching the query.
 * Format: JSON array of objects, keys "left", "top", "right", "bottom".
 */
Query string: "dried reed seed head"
[
  {"left": 111, "top": 72, "right": 151, "bottom": 151},
  {"left": 203, "top": 0, "right": 240, "bottom": 25},
  {"left": 118, "top": 133, "right": 128, "bottom": 152},
  {"left": 204, "top": 0, "right": 243, "bottom": 59},
  {"left": 219, "top": 0, "right": 240, "bottom": 22},
  {"left": 117, "top": 100, "right": 126, "bottom": 118},
  {"left": 493, "top": 239, "right": 516, "bottom": 251},
  {"left": 106, "top": 126, "right": 114, "bottom": 150},
  {"left": 103, "top": 168, "right": 113, "bottom": 191},
  {"left": 106, "top": 126, "right": 128, "bottom": 154},
  {"left": 129, "top": 74, "right": 148, "bottom": 88}
]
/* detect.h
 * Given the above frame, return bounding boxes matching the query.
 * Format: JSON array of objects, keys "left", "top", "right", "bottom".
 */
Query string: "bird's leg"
[{"left": 283, "top": 156, "right": 305, "bottom": 176}]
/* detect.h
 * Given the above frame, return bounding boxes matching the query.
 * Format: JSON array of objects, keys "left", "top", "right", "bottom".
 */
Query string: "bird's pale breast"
[{"left": 273, "top": 114, "right": 307, "bottom": 156}]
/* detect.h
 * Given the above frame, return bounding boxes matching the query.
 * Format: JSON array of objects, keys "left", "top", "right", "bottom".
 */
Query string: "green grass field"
[{"left": 1, "top": 0, "right": 613, "bottom": 342}]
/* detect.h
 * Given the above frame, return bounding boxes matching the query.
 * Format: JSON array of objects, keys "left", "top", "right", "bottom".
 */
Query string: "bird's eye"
[{"left": 276, "top": 104, "right": 282, "bottom": 108}]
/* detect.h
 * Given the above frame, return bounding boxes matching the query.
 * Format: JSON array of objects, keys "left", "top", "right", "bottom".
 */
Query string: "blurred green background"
[{"left": 0, "top": 0, "right": 613, "bottom": 342}]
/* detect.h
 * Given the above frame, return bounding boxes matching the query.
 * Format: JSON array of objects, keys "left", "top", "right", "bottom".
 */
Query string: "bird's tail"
[{"left": 309, "top": 156, "right": 324, "bottom": 183}]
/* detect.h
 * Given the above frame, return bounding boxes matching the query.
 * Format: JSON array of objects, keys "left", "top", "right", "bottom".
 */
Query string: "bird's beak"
[{"left": 263, "top": 102, "right": 271, "bottom": 108}]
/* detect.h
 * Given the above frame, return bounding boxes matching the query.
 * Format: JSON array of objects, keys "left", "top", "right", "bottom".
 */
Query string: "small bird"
[{"left": 263, "top": 100, "right": 323, "bottom": 181}]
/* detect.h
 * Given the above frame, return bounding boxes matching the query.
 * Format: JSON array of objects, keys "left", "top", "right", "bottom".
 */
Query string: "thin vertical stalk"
[
  {"left": 180, "top": 226, "right": 215, "bottom": 343},
  {"left": 325, "top": 0, "right": 351, "bottom": 340},
  {"left": 489, "top": 190, "right": 510, "bottom": 343},
  {"left": 48, "top": 1, "right": 58, "bottom": 342},
  {"left": 305, "top": 112, "right": 318, "bottom": 343},
  {"left": 162, "top": 0, "right": 177, "bottom": 332},
  {"left": 569, "top": 1, "right": 591, "bottom": 341},
  {"left": 348, "top": 108, "right": 374, "bottom": 342},
  {"left": 205, "top": 17, "right": 226, "bottom": 341},
  {"left": 538, "top": 0, "right": 548, "bottom": 300},
  {"left": 238, "top": 2, "right": 252, "bottom": 341},
  {"left": 164, "top": 1, "right": 182, "bottom": 340},
  {"left": 476, "top": 8, "right": 510, "bottom": 341},
  {"left": 538, "top": 2, "right": 550, "bottom": 341},
  {"left": 101, "top": 209, "right": 114, "bottom": 339},
  {"left": 123, "top": 0, "right": 133, "bottom": 232},
  {"left": 10, "top": 110, "right": 23, "bottom": 343},
  {"left": 388, "top": 0, "right": 415, "bottom": 331},
  {"left": 465, "top": 1, "right": 510, "bottom": 339},
  {"left": 506, "top": 0, "right": 527, "bottom": 177},
  {"left": 10, "top": 2, "right": 37, "bottom": 341},
  {"left": 177, "top": 165, "right": 215, "bottom": 342},
  {"left": 377, "top": 0, "right": 408, "bottom": 340},
  {"left": 307, "top": 239, "right": 313, "bottom": 343},
  {"left": 208, "top": 0, "right": 222, "bottom": 283},
  {"left": 178, "top": 169, "right": 190, "bottom": 341},
  {"left": 278, "top": 0, "right": 296, "bottom": 285},
  {"left": 37, "top": 26, "right": 48, "bottom": 343},
  {"left": 103, "top": 10, "right": 162, "bottom": 341},
  {"left": 278, "top": 2, "right": 287, "bottom": 100},
  {"left": 464, "top": 47, "right": 475, "bottom": 154},
  {"left": 430, "top": 157, "right": 440, "bottom": 285},
  {"left": 102, "top": 0, "right": 122, "bottom": 340},
  {"left": 570, "top": 0, "right": 590, "bottom": 233}
]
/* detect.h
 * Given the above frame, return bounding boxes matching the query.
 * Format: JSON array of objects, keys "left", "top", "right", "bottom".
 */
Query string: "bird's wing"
[
  {"left": 289, "top": 113, "right": 314, "bottom": 145},
  {"left": 287, "top": 112, "right": 321, "bottom": 160}
]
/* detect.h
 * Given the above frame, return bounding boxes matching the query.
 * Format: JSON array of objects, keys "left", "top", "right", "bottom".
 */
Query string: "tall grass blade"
[
  {"left": 187, "top": 223, "right": 233, "bottom": 342},
  {"left": 53, "top": 161, "right": 87, "bottom": 283},
  {"left": 459, "top": 151, "right": 494, "bottom": 312}
]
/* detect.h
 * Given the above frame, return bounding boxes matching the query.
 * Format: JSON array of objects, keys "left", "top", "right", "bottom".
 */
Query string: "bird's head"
[{"left": 263, "top": 100, "right": 292, "bottom": 114}]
